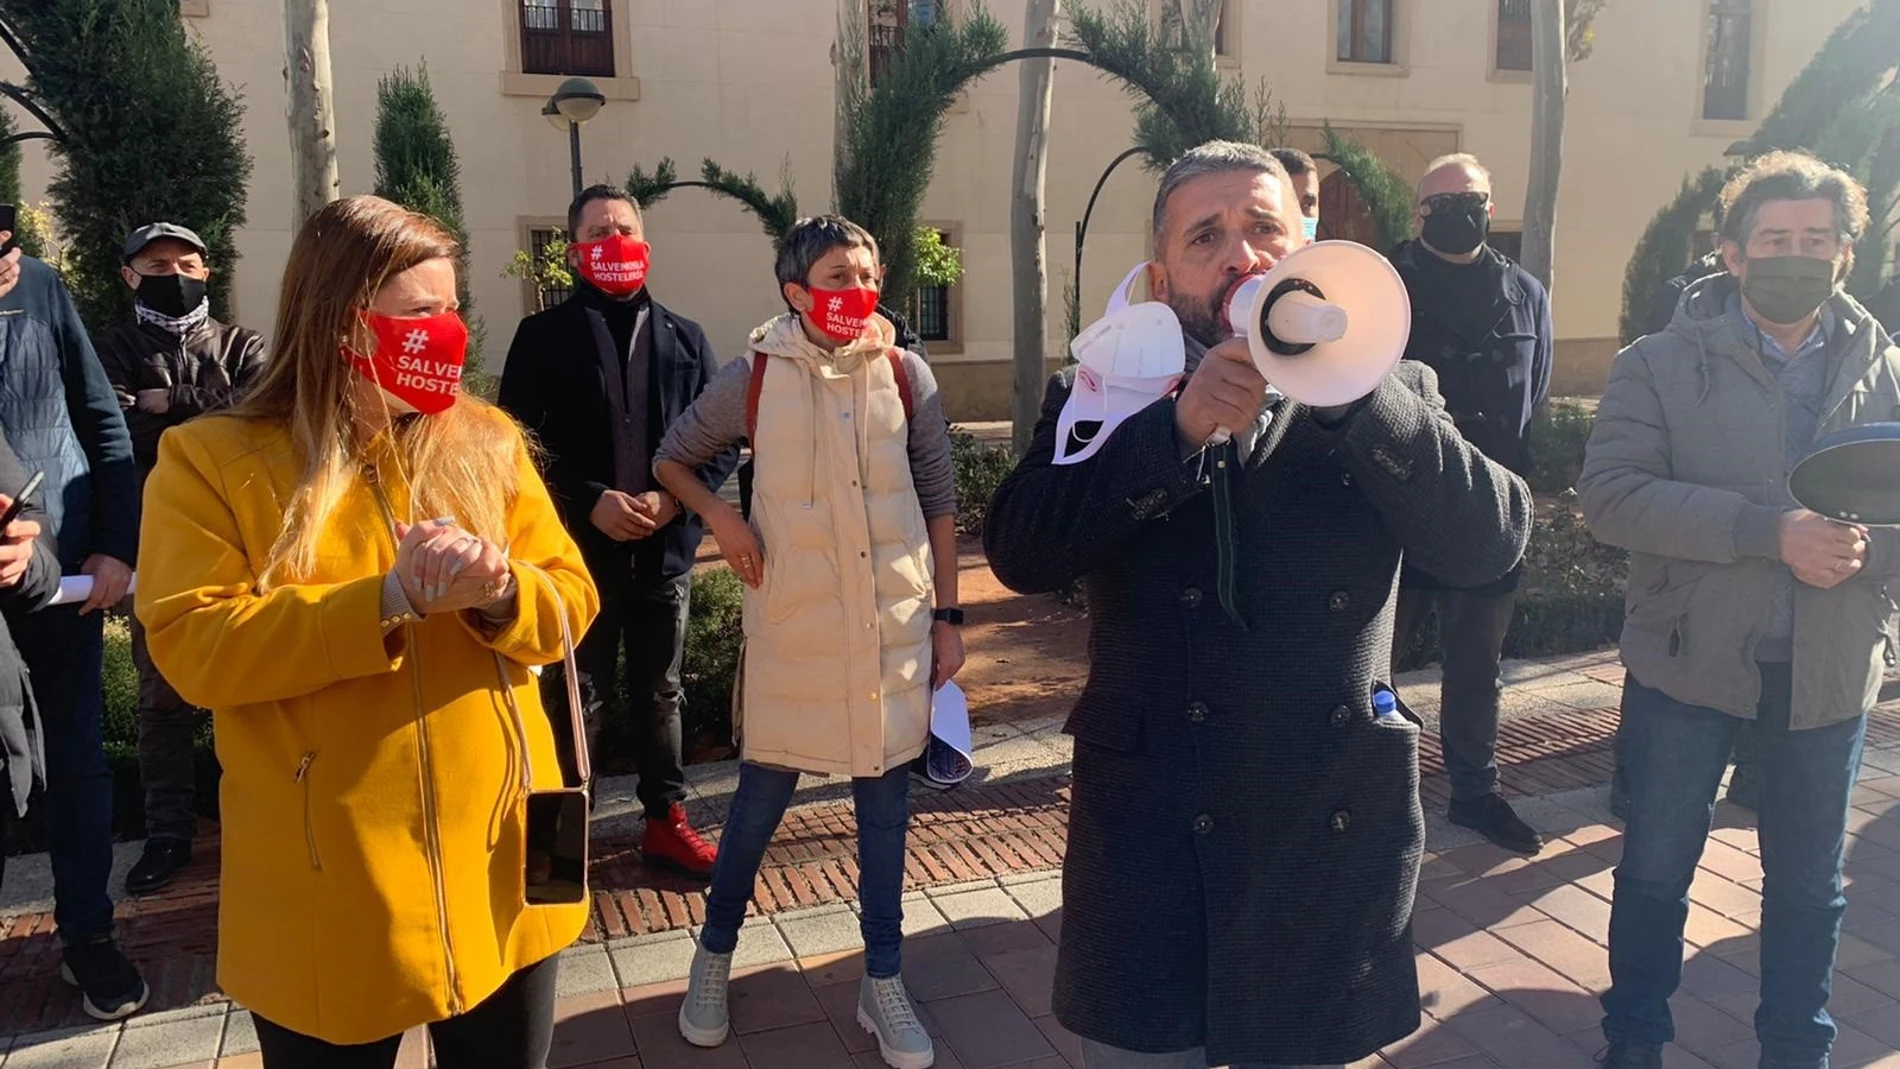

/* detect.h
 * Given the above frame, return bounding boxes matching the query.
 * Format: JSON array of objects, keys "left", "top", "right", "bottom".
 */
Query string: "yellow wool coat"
[{"left": 135, "top": 409, "right": 599, "bottom": 1045}]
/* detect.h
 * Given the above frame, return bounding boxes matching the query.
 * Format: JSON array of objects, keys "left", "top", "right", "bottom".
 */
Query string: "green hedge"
[
  {"left": 1527, "top": 401, "right": 1595, "bottom": 496},
  {"left": 951, "top": 430, "right": 1016, "bottom": 538}
]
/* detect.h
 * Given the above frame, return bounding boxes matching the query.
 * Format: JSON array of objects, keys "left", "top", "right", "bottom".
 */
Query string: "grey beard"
[{"left": 1172, "top": 291, "right": 1229, "bottom": 350}]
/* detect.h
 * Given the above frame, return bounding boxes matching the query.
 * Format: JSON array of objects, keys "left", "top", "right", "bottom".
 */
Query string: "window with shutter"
[
  {"left": 1702, "top": 0, "right": 1752, "bottom": 121},
  {"left": 520, "top": 0, "right": 616, "bottom": 78},
  {"left": 1335, "top": 0, "right": 1394, "bottom": 64}
]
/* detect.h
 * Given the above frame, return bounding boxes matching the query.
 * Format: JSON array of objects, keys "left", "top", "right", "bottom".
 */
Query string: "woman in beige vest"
[{"left": 654, "top": 216, "right": 962, "bottom": 1069}]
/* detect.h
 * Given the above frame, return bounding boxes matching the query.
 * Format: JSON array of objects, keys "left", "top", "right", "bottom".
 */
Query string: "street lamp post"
[{"left": 543, "top": 77, "right": 607, "bottom": 198}]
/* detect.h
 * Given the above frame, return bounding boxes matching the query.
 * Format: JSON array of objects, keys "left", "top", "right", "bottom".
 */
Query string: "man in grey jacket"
[{"left": 1580, "top": 151, "right": 1900, "bottom": 1069}]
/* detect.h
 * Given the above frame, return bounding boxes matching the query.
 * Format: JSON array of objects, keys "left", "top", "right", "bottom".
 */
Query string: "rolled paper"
[{"left": 47, "top": 573, "right": 138, "bottom": 607}]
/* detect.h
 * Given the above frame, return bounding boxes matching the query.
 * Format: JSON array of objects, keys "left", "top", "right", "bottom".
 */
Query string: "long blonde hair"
[{"left": 229, "top": 196, "right": 522, "bottom": 588}]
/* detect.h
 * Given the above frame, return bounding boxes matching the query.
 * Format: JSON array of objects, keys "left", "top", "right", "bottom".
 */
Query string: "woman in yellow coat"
[{"left": 135, "top": 196, "right": 599, "bottom": 1068}]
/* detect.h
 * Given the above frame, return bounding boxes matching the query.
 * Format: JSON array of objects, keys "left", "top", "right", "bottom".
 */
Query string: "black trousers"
[
  {"left": 252, "top": 956, "right": 559, "bottom": 1069},
  {"left": 1393, "top": 586, "right": 1517, "bottom": 803},
  {"left": 548, "top": 572, "right": 690, "bottom": 818}
]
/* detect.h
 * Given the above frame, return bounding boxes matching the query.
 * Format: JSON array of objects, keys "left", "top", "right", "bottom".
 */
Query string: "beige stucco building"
[{"left": 4, "top": 0, "right": 1869, "bottom": 416}]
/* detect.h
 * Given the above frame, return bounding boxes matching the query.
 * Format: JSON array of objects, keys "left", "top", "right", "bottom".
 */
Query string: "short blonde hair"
[{"left": 1417, "top": 153, "right": 1492, "bottom": 201}]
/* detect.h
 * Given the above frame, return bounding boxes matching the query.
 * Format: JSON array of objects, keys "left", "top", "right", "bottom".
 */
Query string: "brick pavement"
[{"left": 7, "top": 674, "right": 1900, "bottom": 1065}]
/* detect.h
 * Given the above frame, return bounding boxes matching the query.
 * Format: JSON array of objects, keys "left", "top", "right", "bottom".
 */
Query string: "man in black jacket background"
[
  {"left": 0, "top": 227, "right": 146, "bottom": 1020},
  {"left": 500, "top": 186, "right": 738, "bottom": 877},
  {"left": 1388, "top": 153, "right": 1553, "bottom": 856},
  {"left": 95, "top": 222, "right": 267, "bottom": 895}
]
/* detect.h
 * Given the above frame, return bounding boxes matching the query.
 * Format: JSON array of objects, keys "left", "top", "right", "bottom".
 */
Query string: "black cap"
[{"left": 123, "top": 223, "right": 208, "bottom": 263}]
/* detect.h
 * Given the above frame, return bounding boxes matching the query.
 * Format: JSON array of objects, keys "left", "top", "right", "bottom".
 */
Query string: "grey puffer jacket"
[{"left": 1580, "top": 274, "right": 1900, "bottom": 729}]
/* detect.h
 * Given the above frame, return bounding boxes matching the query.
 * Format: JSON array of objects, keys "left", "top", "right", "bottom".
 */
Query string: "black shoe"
[
  {"left": 1597, "top": 1042, "right": 1662, "bottom": 1068},
  {"left": 125, "top": 838, "right": 192, "bottom": 895},
  {"left": 59, "top": 938, "right": 150, "bottom": 1022},
  {"left": 1448, "top": 793, "right": 1545, "bottom": 855}
]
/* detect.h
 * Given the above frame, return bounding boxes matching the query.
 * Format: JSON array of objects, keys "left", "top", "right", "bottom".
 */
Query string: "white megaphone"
[{"left": 1208, "top": 240, "right": 1411, "bottom": 443}]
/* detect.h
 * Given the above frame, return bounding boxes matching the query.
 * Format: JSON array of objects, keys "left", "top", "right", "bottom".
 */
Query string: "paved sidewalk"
[{"left": 6, "top": 650, "right": 1900, "bottom": 1067}]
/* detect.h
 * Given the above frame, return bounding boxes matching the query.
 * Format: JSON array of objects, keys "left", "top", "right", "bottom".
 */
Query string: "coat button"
[
  {"left": 1193, "top": 814, "right": 1215, "bottom": 835},
  {"left": 1187, "top": 702, "right": 1208, "bottom": 724},
  {"left": 1339, "top": 471, "right": 1354, "bottom": 488},
  {"left": 1328, "top": 591, "right": 1350, "bottom": 612},
  {"left": 1330, "top": 810, "right": 1352, "bottom": 833},
  {"left": 1181, "top": 587, "right": 1203, "bottom": 608},
  {"left": 1330, "top": 704, "right": 1352, "bottom": 727}
]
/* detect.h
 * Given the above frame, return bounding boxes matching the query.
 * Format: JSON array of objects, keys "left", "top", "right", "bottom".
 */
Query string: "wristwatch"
[{"left": 932, "top": 607, "right": 965, "bottom": 626}]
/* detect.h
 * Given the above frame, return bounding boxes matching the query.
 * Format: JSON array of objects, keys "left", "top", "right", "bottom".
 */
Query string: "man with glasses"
[
  {"left": 1390, "top": 153, "right": 1552, "bottom": 855},
  {"left": 1581, "top": 151, "right": 1897, "bottom": 1069}
]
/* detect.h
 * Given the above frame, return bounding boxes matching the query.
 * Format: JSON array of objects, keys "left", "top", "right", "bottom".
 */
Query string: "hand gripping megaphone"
[{"left": 1208, "top": 240, "right": 1412, "bottom": 443}]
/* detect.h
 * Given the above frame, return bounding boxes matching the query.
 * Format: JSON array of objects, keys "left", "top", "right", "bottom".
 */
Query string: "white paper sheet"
[
  {"left": 46, "top": 573, "right": 138, "bottom": 607},
  {"left": 926, "top": 680, "right": 974, "bottom": 785}
]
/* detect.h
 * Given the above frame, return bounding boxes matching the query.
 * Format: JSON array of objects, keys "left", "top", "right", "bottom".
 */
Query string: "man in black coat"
[
  {"left": 1387, "top": 153, "right": 1553, "bottom": 856},
  {"left": 95, "top": 222, "right": 268, "bottom": 895},
  {"left": 499, "top": 186, "right": 738, "bottom": 877},
  {"left": 985, "top": 141, "right": 1532, "bottom": 1068}
]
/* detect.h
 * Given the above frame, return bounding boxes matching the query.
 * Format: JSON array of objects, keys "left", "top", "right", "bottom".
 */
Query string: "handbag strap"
[{"left": 493, "top": 561, "right": 589, "bottom": 792}]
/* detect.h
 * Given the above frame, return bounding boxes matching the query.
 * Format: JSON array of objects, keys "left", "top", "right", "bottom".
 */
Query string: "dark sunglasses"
[{"left": 1421, "top": 191, "right": 1490, "bottom": 215}]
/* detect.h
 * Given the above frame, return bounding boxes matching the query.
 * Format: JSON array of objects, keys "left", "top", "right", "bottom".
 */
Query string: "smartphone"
[
  {"left": 0, "top": 470, "right": 44, "bottom": 531},
  {"left": 0, "top": 205, "right": 17, "bottom": 256},
  {"left": 524, "top": 788, "right": 590, "bottom": 905}
]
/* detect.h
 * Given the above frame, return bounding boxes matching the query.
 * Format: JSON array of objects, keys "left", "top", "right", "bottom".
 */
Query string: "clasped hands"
[{"left": 392, "top": 518, "right": 513, "bottom": 615}]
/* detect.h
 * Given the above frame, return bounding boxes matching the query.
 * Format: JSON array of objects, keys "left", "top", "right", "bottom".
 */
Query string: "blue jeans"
[
  {"left": 701, "top": 762, "right": 911, "bottom": 977},
  {"left": 13, "top": 607, "right": 116, "bottom": 942},
  {"left": 1602, "top": 663, "right": 1865, "bottom": 1068}
]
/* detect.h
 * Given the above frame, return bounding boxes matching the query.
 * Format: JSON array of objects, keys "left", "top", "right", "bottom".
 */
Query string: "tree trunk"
[
  {"left": 285, "top": 0, "right": 340, "bottom": 227},
  {"left": 1522, "top": 0, "right": 1566, "bottom": 291},
  {"left": 1010, "top": 0, "right": 1061, "bottom": 455}
]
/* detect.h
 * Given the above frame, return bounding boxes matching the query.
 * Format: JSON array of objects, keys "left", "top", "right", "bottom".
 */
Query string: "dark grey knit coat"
[{"left": 984, "top": 360, "right": 1532, "bottom": 1066}]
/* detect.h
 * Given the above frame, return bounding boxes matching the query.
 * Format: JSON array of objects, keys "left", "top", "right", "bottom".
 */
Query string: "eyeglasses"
[{"left": 1421, "top": 191, "right": 1490, "bottom": 215}]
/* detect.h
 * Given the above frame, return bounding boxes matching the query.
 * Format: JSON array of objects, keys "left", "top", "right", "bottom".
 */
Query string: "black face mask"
[
  {"left": 135, "top": 272, "right": 208, "bottom": 319},
  {"left": 1422, "top": 205, "right": 1491, "bottom": 258}
]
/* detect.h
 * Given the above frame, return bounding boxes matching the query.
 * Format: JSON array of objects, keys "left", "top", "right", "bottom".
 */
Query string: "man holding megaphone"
[{"left": 985, "top": 141, "right": 1533, "bottom": 1069}]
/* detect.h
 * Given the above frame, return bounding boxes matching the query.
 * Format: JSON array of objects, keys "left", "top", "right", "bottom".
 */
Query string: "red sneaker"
[{"left": 642, "top": 803, "right": 717, "bottom": 879}]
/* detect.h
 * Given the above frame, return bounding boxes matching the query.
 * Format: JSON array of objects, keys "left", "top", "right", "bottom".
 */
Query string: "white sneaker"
[
  {"left": 677, "top": 943, "right": 734, "bottom": 1047},
  {"left": 857, "top": 974, "right": 934, "bottom": 1069}
]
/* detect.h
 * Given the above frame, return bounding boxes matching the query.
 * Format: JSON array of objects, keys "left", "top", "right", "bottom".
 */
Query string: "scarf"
[{"left": 135, "top": 299, "right": 210, "bottom": 337}]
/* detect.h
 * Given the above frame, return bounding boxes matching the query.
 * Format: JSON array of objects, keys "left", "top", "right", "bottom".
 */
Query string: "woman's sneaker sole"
[
  {"left": 58, "top": 962, "right": 150, "bottom": 1022},
  {"left": 677, "top": 1005, "right": 730, "bottom": 1048},
  {"left": 856, "top": 1008, "right": 935, "bottom": 1069}
]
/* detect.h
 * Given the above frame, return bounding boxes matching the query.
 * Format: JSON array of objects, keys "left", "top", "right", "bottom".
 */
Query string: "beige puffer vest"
[{"left": 734, "top": 314, "right": 934, "bottom": 777}]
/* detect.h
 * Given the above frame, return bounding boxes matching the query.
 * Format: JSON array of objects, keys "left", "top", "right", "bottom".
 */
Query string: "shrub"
[
  {"left": 952, "top": 430, "right": 1016, "bottom": 537},
  {"left": 678, "top": 567, "right": 744, "bottom": 753},
  {"left": 1527, "top": 401, "right": 1595, "bottom": 496},
  {"left": 1395, "top": 493, "right": 1627, "bottom": 671},
  {"left": 7, "top": 0, "right": 253, "bottom": 325}
]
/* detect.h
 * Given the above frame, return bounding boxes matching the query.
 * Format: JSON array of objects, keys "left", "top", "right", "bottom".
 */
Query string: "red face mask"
[
  {"left": 573, "top": 235, "right": 650, "bottom": 296},
  {"left": 803, "top": 285, "right": 880, "bottom": 342},
  {"left": 345, "top": 311, "right": 470, "bottom": 415}
]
